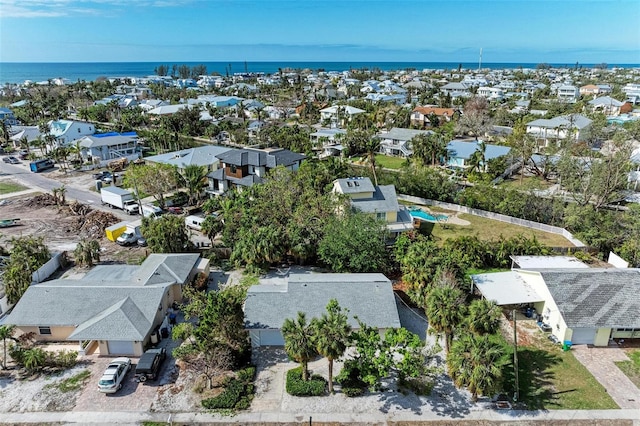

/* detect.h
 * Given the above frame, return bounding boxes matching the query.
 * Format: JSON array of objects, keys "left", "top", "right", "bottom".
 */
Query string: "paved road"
[
  {"left": 0, "top": 408, "right": 639, "bottom": 425},
  {"left": 0, "top": 161, "right": 102, "bottom": 206}
]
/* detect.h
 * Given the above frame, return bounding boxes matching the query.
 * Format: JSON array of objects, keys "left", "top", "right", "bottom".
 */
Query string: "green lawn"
[
  {"left": 430, "top": 213, "right": 574, "bottom": 248},
  {"left": 374, "top": 154, "right": 408, "bottom": 170},
  {"left": 502, "top": 335, "right": 618, "bottom": 410},
  {"left": 0, "top": 181, "right": 28, "bottom": 195},
  {"left": 615, "top": 349, "right": 640, "bottom": 389}
]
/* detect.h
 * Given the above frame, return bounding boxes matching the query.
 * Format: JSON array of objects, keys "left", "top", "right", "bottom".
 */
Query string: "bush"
[
  {"left": 201, "top": 366, "right": 255, "bottom": 411},
  {"left": 285, "top": 367, "right": 326, "bottom": 396},
  {"left": 335, "top": 361, "right": 367, "bottom": 397}
]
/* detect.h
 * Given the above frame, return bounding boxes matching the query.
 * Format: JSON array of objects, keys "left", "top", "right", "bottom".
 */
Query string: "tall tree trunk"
[
  {"left": 328, "top": 358, "right": 334, "bottom": 393},
  {"left": 302, "top": 361, "right": 309, "bottom": 381}
]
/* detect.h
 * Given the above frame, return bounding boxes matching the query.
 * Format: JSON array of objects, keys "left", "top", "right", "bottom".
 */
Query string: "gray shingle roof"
[
  {"left": 244, "top": 273, "right": 401, "bottom": 330},
  {"left": 378, "top": 127, "right": 432, "bottom": 142},
  {"left": 540, "top": 269, "right": 640, "bottom": 328},
  {"left": 216, "top": 148, "right": 305, "bottom": 168},
  {"left": 334, "top": 177, "right": 376, "bottom": 194},
  {"left": 145, "top": 145, "right": 232, "bottom": 168},
  {"left": 350, "top": 185, "right": 400, "bottom": 214}
]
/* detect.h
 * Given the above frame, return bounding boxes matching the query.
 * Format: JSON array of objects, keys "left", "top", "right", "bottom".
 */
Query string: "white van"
[
  {"left": 185, "top": 215, "right": 206, "bottom": 231},
  {"left": 141, "top": 204, "right": 163, "bottom": 218}
]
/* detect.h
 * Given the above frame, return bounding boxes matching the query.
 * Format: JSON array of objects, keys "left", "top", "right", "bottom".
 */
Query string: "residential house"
[
  {"left": 556, "top": 85, "right": 580, "bottom": 103},
  {"left": 410, "top": 106, "right": 458, "bottom": 128},
  {"left": 0, "top": 107, "right": 19, "bottom": 126},
  {"left": 588, "top": 96, "right": 625, "bottom": 116},
  {"left": 78, "top": 132, "right": 141, "bottom": 164},
  {"left": 144, "top": 145, "right": 232, "bottom": 172},
  {"left": 310, "top": 128, "right": 347, "bottom": 157},
  {"left": 580, "top": 84, "right": 612, "bottom": 97},
  {"left": 473, "top": 260, "right": 640, "bottom": 346},
  {"left": 332, "top": 177, "right": 414, "bottom": 239},
  {"left": 377, "top": 127, "right": 433, "bottom": 158},
  {"left": 5, "top": 254, "right": 208, "bottom": 356},
  {"left": 440, "top": 82, "right": 472, "bottom": 98},
  {"left": 445, "top": 140, "right": 512, "bottom": 170},
  {"left": 206, "top": 147, "right": 306, "bottom": 195},
  {"left": 49, "top": 120, "right": 95, "bottom": 147},
  {"left": 526, "top": 114, "right": 592, "bottom": 149},
  {"left": 319, "top": 105, "right": 366, "bottom": 128},
  {"left": 244, "top": 272, "right": 401, "bottom": 347},
  {"left": 477, "top": 87, "right": 505, "bottom": 101},
  {"left": 9, "top": 125, "right": 41, "bottom": 148}
]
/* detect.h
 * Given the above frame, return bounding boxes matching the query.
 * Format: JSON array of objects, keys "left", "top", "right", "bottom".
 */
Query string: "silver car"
[{"left": 98, "top": 357, "right": 131, "bottom": 393}]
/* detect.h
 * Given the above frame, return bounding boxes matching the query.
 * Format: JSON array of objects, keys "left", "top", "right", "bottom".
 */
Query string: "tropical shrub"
[
  {"left": 201, "top": 366, "right": 256, "bottom": 410},
  {"left": 285, "top": 366, "right": 326, "bottom": 396}
]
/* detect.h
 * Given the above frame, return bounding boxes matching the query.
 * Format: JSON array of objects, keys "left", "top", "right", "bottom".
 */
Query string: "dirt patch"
[{"left": 0, "top": 194, "right": 144, "bottom": 260}]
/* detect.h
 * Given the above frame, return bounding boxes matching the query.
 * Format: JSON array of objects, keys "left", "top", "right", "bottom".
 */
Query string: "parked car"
[
  {"left": 167, "top": 206, "right": 183, "bottom": 215},
  {"left": 101, "top": 171, "right": 114, "bottom": 183},
  {"left": 2, "top": 156, "right": 11, "bottom": 163},
  {"left": 3, "top": 156, "right": 19, "bottom": 164},
  {"left": 18, "top": 150, "right": 29, "bottom": 160},
  {"left": 134, "top": 348, "right": 166, "bottom": 382},
  {"left": 93, "top": 171, "right": 109, "bottom": 180},
  {"left": 98, "top": 357, "right": 131, "bottom": 393},
  {"left": 537, "top": 322, "right": 552, "bottom": 332},
  {"left": 136, "top": 236, "right": 147, "bottom": 247}
]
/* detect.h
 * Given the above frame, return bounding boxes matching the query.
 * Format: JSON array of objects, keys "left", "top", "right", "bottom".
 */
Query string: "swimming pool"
[{"left": 408, "top": 206, "right": 447, "bottom": 222}]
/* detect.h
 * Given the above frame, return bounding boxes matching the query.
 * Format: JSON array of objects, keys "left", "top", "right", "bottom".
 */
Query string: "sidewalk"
[{"left": 1, "top": 408, "right": 639, "bottom": 425}]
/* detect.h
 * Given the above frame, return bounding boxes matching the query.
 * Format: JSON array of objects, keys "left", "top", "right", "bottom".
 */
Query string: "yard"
[
  {"left": 0, "top": 180, "right": 28, "bottom": 195},
  {"left": 499, "top": 176, "right": 555, "bottom": 190},
  {"left": 374, "top": 154, "right": 408, "bottom": 170},
  {"left": 502, "top": 329, "right": 618, "bottom": 410},
  {"left": 429, "top": 212, "right": 574, "bottom": 248},
  {"left": 615, "top": 349, "right": 640, "bottom": 389}
]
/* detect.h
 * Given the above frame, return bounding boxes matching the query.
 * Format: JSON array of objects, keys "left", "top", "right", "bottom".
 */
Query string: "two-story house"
[
  {"left": 332, "top": 177, "right": 413, "bottom": 239},
  {"left": 410, "top": 106, "right": 458, "bottom": 128},
  {"left": 0, "top": 107, "right": 19, "bottom": 126},
  {"left": 49, "top": 120, "right": 95, "bottom": 147},
  {"left": 526, "top": 114, "right": 592, "bottom": 150},
  {"left": 377, "top": 127, "right": 433, "bottom": 158},
  {"left": 556, "top": 85, "right": 580, "bottom": 103},
  {"left": 78, "top": 132, "right": 142, "bottom": 165},
  {"left": 207, "top": 147, "right": 306, "bottom": 195},
  {"left": 319, "top": 105, "right": 366, "bottom": 128}
]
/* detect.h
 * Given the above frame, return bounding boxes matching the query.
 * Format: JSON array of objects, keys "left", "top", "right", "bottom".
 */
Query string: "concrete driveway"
[
  {"left": 73, "top": 356, "right": 159, "bottom": 412},
  {"left": 571, "top": 345, "right": 640, "bottom": 409}
]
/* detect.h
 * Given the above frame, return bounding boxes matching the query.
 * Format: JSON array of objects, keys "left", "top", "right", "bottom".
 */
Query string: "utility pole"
[{"left": 513, "top": 308, "right": 520, "bottom": 402}]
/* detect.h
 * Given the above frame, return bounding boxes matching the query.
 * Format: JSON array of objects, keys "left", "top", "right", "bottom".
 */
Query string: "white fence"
[
  {"left": 398, "top": 194, "right": 586, "bottom": 247},
  {"left": 31, "top": 252, "right": 64, "bottom": 284}
]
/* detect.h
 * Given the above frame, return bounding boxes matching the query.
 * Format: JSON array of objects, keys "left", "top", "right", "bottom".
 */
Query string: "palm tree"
[
  {"left": 282, "top": 312, "right": 318, "bottom": 381},
  {"left": 447, "top": 333, "right": 505, "bottom": 402},
  {"left": 180, "top": 165, "right": 208, "bottom": 206},
  {"left": 425, "top": 284, "right": 466, "bottom": 352},
  {"left": 312, "top": 299, "right": 351, "bottom": 393},
  {"left": 362, "top": 136, "right": 380, "bottom": 185},
  {"left": 73, "top": 239, "right": 101, "bottom": 267},
  {"left": 467, "top": 299, "right": 502, "bottom": 335},
  {"left": 22, "top": 347, "right": 47, "bottom": 373},
  {"left": 0, "top": 325, "right": 17, "bottom": 369}
]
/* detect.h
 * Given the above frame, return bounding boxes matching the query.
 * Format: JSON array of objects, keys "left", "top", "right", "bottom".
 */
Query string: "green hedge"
[
  {"left": 202, "top": 366, "right": 255, "bottom": 411},
  {"left": 285, "top": 367, "right": 326, "bottom": 396}
]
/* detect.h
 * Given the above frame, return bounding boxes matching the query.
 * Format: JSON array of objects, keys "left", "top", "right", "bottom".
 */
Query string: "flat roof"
[
  {"left": 472, "top": 271, "right": 544, "bottom": 305},
  {"left": 511, "top": 256, "right": 589, "bottom": 269}
]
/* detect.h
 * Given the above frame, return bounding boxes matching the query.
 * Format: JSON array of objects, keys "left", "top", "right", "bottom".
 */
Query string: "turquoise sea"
[{"left": 1, "top": 61, "right": 639, "bottom": 85}]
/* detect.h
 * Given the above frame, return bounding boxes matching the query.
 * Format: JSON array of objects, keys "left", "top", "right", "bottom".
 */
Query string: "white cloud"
[{"left": 0, "top": 0, "right": 200, "bottom": 18}]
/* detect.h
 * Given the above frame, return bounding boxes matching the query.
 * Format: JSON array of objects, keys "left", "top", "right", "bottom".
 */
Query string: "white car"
[{"left": 98, "top": 357, "right": 131, "bottom": 394}]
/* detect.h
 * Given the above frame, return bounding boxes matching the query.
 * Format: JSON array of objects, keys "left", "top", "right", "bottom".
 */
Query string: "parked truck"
[
  {"left": 116, "top": 220, "right": 143, "bottom": 246},
  {"left": 100, "top": 187, "right": 139, "bottom": 215}
]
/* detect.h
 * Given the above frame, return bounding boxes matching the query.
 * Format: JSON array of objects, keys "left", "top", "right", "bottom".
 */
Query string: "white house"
[
  {"left": 78, "top": 132, "right": 141, "bottom": 164},
  {"left": 319, "top": 105, "right": 366, "bottom": 128},
  {"left": 556, "top": 85, "right": 580, "bottom": 103},
  {"left": 377, "top": 127, "right": 433, "bottom": 158},
  {"left": 526, "top": 114, "right": 592, "bottom": 149},
  {"left": 49, "top": 120, "right": 95, "bottom": 147}
]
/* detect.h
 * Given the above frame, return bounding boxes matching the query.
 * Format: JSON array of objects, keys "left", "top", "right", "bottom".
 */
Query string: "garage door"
[
  {"left": 107, "top": 340, "right": 135, "bottom": 355},
  {"left": 258, "top": 330, "right": 285, "bottom": 346},
  {"left": 570, "top": 328, "right": 596, "bottom": 345}
]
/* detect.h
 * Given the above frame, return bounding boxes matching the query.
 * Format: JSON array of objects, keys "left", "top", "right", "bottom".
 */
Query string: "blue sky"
[{"left": 0, "top": 0, "right": 639, "bottom": 63}]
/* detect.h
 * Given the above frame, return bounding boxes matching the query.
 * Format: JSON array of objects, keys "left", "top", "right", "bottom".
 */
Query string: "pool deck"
[{"left": 409, "top": 206, "right": 470, "bottom": 226}]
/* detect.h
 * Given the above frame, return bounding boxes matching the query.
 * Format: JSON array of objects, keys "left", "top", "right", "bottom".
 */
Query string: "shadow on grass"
[{"left": 501, "top": 346, "right": 562, "bottom": 410}]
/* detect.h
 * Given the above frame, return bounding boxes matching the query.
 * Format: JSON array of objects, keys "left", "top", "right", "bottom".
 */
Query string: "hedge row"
[{"left": 285, "top": 367, "right": 326, "bottom": 396}]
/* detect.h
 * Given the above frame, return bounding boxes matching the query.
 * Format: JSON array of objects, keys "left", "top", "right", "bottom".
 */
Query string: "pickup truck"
[{"left": 134, "top": 348, "right": 166, "bottom": 383}]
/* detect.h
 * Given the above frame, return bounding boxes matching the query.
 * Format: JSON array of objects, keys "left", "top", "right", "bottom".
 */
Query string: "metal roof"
[{"left": 472, "top": 271, "right": 545, "bottom": 305}]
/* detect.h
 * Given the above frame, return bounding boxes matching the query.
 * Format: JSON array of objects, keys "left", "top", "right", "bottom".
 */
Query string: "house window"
[
  {"left": 38, "top": 326, "right": 52, "bottom": 335},
  {"left": 376, "top": 212, "right": 386, "bottom": 220},
  {"left": 230, "top": 165, "right": 237, "bottom": 173},
  {"left": 78, "top": 128, "right": 81, "bottom": 133}
]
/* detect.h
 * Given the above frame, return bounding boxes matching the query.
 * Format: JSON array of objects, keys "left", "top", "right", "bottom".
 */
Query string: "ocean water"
[{"left": 1, "top": 61, "right": 639, "bottom": 85}]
